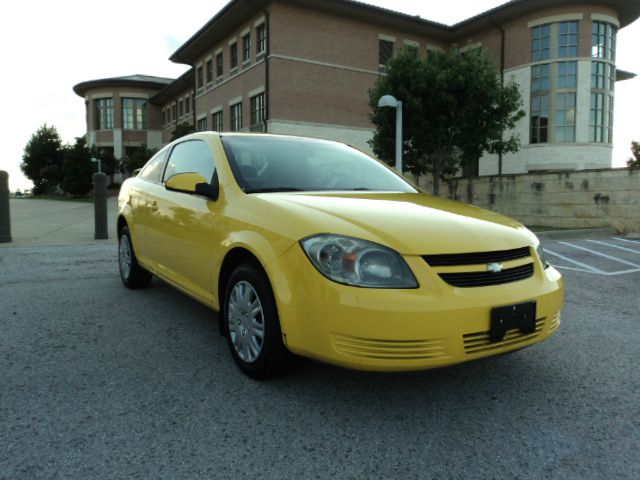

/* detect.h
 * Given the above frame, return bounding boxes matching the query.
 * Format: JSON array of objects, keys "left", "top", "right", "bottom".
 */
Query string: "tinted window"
[
  {"left": 163, "top": 140, "right": 215, "bottom": 183},
  {"left": 221, "top": 136, "right": 416, "bottom": 193},
  {"left": 138, "top": 148, "right": 169, "bottom": 183}
]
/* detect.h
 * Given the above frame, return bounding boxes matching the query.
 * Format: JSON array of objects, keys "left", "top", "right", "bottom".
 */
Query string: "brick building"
[{"left": 73, "top": 0, "right": 640, "bottom": 174}]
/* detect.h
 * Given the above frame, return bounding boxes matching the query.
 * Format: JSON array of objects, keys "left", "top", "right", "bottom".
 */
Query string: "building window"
[
  {"left": 379, "top": 39, "right": 394, "bottom": 72},
  {"left": 185, "top": 96, "right": 191, "bottom": 114},
  {"left": 171, "top": 104, "right": 177, "bottom": 121},
  {"left": 216, "top": 52, "right": 224, "bottom": 79},
  {"left": 592, "top": 22, "right": 617, "bottom": 60},
  {"left": 230, "top": 102, "right": 243, "bottom": 131},
  {"left": 531, "top": 24, "right": 551, "bottom": 62},
  {"left": 230, "top": 42, "right": 238, "bottom": 70},
  {"left": 122, "top": 98, "right": 147, "bottom": 130},
  {"left": 242, "top": 33, "right": 251, "bottom": 63},
  {"left": 250, "top": 93, "right": 265, "bottom": 127},
  {"left": 178, "top": 100, "right": 184, "bottom": 117},
  {"left": 591, "top": 61, "right": 607, "bottom": 89},
  {"left": 257, "top": 23, "right": 266, "bottom": 55},
  {"left": 94, "top": 98, "right": 113, "bottom": 130},
  {"left": 558, "top": 21, "right": 579, "bottom": 57},
  {"left": 555, "top": 92, "right": 576, "bottom": 143},
  {"left": 196, "top": 65, "right": 204, "bottom": 91},
  {"left": 557, "top": 61, "right": 577, "bottom": 89},
  {"left": 530, "top": 64, "right": 550, "bottom": 144},
  {"left": 197, "top": 117, "right": 208, "bottom": 132},
  {"left": 212, "top": 110, "right": 223, "bottom": 132},
  {"left": 590, "top": 93, "right": 605, "bottom": 143},
  {"left": 206, "top": 59, "right": 214, "bottom": 85}
]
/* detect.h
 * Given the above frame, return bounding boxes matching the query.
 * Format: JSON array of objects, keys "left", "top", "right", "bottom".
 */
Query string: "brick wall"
[{"left": 416, "top": 168, "right": 640, "bottom": 233}]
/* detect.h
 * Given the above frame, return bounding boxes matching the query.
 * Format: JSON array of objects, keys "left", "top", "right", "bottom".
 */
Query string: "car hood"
[{"left": 250, "top": 192, "right": 535, "bottom": 255}]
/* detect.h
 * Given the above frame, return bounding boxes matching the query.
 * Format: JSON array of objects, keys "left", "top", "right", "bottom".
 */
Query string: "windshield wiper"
[{"left": 244, "top": 187, "right": 305, "bottom": 194}]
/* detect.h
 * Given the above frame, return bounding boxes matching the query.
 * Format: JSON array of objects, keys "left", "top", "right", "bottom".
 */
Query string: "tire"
[
  {"left": 118, "top": 225, "right": 152, "bottom": 289},
  {"left": 223, "top": 263, "right": 291, "bottom": 379}
]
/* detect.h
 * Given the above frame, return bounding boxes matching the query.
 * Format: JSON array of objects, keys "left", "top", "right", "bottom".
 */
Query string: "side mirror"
[{"left": 165, "top": 172, "right": 219, "bottom": 201}]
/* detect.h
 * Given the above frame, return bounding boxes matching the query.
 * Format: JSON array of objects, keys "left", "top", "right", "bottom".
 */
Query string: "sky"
[{"left": 1, "top": 0, "right": 638, "bottom": 192}]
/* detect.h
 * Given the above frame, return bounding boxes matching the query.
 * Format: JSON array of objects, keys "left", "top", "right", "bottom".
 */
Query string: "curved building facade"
[{"left": 74, "top": 0, "right": 640, "bottom": 175}]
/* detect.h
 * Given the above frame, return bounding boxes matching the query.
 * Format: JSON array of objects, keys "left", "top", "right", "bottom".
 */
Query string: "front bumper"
[{"left": 266, "top": 245, "right": 564, "bottom": 371}]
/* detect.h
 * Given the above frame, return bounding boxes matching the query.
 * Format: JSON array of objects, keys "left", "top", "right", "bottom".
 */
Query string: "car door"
[
  {"left": 144, "top": 139, "right": 219, "bottom": 304},
  {"left": 128, "top": 148, "right": 170, "bottom": 266}
]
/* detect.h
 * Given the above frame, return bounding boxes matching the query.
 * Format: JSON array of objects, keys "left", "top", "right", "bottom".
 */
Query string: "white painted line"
[
  {"left": 544, "top": 248, "right": 605, "bottom": 273},
  {"left": 614, "top": 237, "right": 640, "bottom": 244},
  {"left": 586, "top": 239, "right": 640, "bottom": 254},
  {"left": 558, "top": 242, "right": 640, "bottom": 268},
  {"left": 601, "top": 269, "right": 640, "bottom": 276},
  {"left": 553, "top": 265, "right": 600, "bottom": 274}
]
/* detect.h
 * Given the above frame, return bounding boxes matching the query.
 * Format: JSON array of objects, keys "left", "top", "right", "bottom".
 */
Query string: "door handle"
[{"left": 149, "top": 201, "right": 158, "bottom": 213}]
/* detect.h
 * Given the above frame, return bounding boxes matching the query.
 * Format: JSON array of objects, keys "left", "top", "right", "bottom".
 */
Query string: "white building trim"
[{"left": 528, "top": 14, "right": 584, "bottom": 27}]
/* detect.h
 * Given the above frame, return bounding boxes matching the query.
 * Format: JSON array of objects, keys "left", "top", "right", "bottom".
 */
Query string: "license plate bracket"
[{"left": 490, "top": 301, "right": 537, "bottom": 342}]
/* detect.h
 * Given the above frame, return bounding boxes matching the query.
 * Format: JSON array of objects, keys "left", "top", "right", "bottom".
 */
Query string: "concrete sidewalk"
[{"left": 0, "top": 197, "right": 117, "bottom": 247}]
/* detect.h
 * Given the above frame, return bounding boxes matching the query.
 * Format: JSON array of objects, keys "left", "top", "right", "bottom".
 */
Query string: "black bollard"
[
  {"left": 93, "top": 173, "right": 108, "bottom": 240},
  {"left": 0, "top": 171, "right": 11, "bottom": 243}
]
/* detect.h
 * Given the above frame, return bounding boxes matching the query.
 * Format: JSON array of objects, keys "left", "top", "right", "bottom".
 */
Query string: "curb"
[{"left": 535, "top": 227, "right": 617, "bottom": 241}]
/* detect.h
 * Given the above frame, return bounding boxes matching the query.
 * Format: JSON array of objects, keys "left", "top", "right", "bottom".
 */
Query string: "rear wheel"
[
  {"left": 118, "top": 225, "right": 152, "bottom": 289},
  {"left": 224, "top": 263, "right": 291, "bottom": 379}
]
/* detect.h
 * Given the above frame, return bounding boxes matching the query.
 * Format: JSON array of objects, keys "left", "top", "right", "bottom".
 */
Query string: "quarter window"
[
  {"left": 163, "top": 140, "right": 215, "bottom": 184},
  {"left": 139, "top": 149, "right": 169, "bottom": 183}
]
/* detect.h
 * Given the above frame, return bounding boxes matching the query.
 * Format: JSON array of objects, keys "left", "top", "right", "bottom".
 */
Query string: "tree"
[
  {"left": 62, "top": 137, "right": 94, "bottom": 197},
  {"left": 369, "top": 48, "right": 525, "bottom": 195},
  {"left": 628, "top": 141, "right": 640, "bottom": 168},
  {"left": 121, "top": 145, "right": 158, "bottom": 174},
  {"left": 172, "top": 122, "right": 195, "bottom": 141},
  {"left": 21, "top": 124, "right": 64, "bottom": 195}
]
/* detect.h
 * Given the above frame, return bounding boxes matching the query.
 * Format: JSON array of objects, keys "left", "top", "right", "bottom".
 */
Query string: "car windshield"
[{"left": 220, "top": 135, "right": 416, "bottom": 194}]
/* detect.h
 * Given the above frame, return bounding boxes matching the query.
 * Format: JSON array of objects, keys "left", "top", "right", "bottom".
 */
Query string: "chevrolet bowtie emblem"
[{"left": 487, "top": 262, "right": 504, "bottom": 273}]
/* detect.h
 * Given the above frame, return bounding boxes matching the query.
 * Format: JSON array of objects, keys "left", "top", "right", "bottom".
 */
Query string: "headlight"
[
  {"left": 536, "top": 242, "right": 549, "bottom": 269},
  {"left": 300, "top": 234, "right": 418, "bottom": 288}
]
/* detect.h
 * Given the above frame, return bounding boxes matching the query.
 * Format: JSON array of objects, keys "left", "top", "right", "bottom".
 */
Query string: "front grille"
[
  {"left": 438, "top": 263, "right": 534, "bottom": 288},
  {"left": 332, "top": 333, "right": 448, "bottom": 361},
  {"left": 423, "top": 246, "right": 530, "bottom": 267},
  {"left": 463, "top": 319, "right": 544, "bottom": 355}
]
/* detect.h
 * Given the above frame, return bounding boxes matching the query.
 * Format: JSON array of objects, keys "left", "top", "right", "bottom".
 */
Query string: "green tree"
[
  {"left": 369, "top": 48, "right": 525, "bottom": 195},
  {"left": 122, "top": 145, "right": 158, "bottom": 174},
  {"left": 90, "top": 146, "right": 117, "bottom": 177},
  {"left": 172, "top": 122, "right": 195, "bottom": 141},
  {"left": 62, "top": 137, "right": 93, "bottom": 197},
  {"left": 21, "top": 124, "right": 64, "bottom": 195},
  {"left": 628, "top": 141, "right": 640, "bottom": 168}
]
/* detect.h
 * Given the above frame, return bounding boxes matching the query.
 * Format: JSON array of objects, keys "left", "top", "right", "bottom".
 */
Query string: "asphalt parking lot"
[{"left": 1, "top": 238, "right": 639, "bottom": 479}]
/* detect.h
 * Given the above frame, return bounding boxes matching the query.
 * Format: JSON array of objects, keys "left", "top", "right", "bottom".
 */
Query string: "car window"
[
  {"left": 138, "top": 148, "right": 169, "bottom": 183},
  {"left": 163, "top": 140, "right": 215, "bottom": 183},
  {"left": 220, "top": 136, "right": 416, "bottom": 193}
]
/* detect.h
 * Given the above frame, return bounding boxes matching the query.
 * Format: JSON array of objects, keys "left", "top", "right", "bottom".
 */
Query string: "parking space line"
[
  {"left": 586, "top": 239, "right": 640, "bottom": 254},
  {"left": 558, "top": 242, "right": 640, "bottom": 268},
  {"left": 544, "top": 248, "right": 605, "bottom": 273},
  {"left": 614, "top": 237, "right": 640, "bottom": 244}
]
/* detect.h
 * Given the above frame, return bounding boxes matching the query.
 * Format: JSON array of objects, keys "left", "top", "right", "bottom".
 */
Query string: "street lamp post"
[
  {"left": 91, "top": 157, "right": 102, "bottom": 174},
  {"left": 377, "top": 95, "right": 403, "bottom": 174}
]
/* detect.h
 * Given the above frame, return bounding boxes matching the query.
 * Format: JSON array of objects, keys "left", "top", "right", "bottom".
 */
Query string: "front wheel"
[
  {"left": 118, "top": 225, "right": 152, "bottom": 289},
  {"left": 224, "top": 263, "right": 291, "bottom": 379}
]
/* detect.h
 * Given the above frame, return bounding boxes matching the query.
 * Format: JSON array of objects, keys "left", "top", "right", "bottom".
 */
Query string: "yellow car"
[{"left": 117, "top": 132, "right": 564, "bottom": 379}]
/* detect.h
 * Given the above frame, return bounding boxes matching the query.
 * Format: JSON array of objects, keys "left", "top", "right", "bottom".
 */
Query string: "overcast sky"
[{"left": 1, "top": 0, "right": 638, "bottom": 191}]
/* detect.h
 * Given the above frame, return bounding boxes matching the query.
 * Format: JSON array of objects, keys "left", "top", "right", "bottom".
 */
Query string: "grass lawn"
[{"left": 24, "top": 195, "right": 93, "bottom": 203}]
